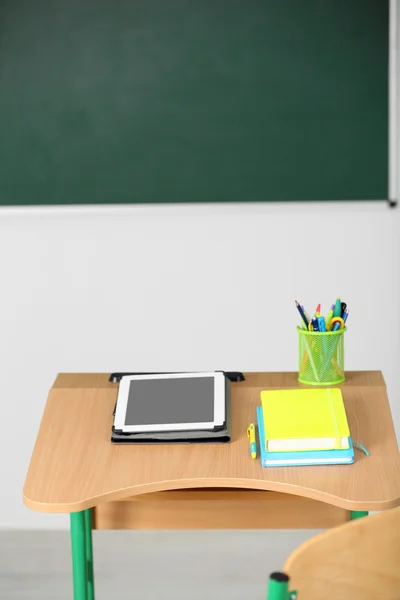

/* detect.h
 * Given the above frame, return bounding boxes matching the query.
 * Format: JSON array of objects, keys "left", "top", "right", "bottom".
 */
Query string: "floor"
[{"left": 0, "top": 529, "right": 321, "bottom": 599}]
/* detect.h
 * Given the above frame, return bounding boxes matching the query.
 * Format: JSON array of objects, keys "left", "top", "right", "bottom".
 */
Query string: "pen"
[
  {"left": 341, "top": 302, "right": 347, "bottom": 317},
  {"left": 317, "top": 316, "right": 326, "bottom": 332},
  {"left": 310, "top": 317, "right": 319, "bottom": 331},
  {"left": 295, "top": 301, "right": 309, "bottom": 329},
  {"left": 247, "top": 424, "right": 257, "bottom": 459}
]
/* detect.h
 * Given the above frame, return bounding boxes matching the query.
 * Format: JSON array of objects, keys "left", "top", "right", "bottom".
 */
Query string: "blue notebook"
[{"left": 256, "top": 407, "right": 354, "bottom": 467}]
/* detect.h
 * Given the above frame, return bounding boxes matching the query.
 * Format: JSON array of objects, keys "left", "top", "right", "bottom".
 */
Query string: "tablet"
[{"left": 113, "top": 372, "right": 226, "bottom": 433}]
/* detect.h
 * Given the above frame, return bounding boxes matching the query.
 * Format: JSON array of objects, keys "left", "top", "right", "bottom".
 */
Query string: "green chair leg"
[
  {"left": 267, "top": 572, "right": 290, "bottom": 600},
  {"left": 70, "top": 511, "right": 88, "bottom": 600},
  {"left": 84, "top": 509, "right": 95, "bottom": 600},
  {"left": 350, "top": 510, "right": 369, "bottom": 520}
]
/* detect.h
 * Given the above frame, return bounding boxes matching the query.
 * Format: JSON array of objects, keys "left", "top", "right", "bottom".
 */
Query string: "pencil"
[{"left": 295, "top": 301, "right": 309, "bottom": 329}]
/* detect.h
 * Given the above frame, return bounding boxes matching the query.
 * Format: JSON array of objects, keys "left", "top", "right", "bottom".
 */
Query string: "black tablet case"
[{"left": 110, "top": 371, "right": 240, "bottom": 444}]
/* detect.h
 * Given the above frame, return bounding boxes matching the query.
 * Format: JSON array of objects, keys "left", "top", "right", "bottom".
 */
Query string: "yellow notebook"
[{"left": 260, "top": 388, "right": 350, "bottom": 452}]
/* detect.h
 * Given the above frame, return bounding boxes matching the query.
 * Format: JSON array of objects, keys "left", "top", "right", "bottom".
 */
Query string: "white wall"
[{"left": 0, "top": 201, "right": 399, "bottom": 529}]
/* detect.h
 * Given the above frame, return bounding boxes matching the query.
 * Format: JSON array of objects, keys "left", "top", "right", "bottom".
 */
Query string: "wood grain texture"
[
  {"left": 92, "top": 490, "right": 349, "bottom": 530},
  {"left": 285, "top": 507, "right": 400, "bottom": 600},
  {"left": 24, "top": 372, "right": 400, "bottom": 513},
  {"left": 52, "top": 373, "right": 117, "bottom": 389}
]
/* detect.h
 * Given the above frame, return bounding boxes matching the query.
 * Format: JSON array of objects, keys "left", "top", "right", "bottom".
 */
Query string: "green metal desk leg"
[
  {"left": 267, "top": 573, "right": 290, "bottom": 600},
  {"left": 70, "top": 511, "right": 88, "bottom": 600},
  {"left": 350, "top": 510, "right": 369, "bottom": 520},
  {"left": 84, "top": 509, "right": 95, "bottom": 600}
]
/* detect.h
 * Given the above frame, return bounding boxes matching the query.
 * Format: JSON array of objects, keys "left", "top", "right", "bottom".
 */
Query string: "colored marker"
[
  {"left": 318, "top": 315, "right": 328, "bottom": 355},
  {"left": 326, "top": 304, "right": 335, "bottom": 328},
  {"left": 247, "top": 424, "right": 257, "bottom": 459},
  {"left": 295, "top": 301, "right": 309, "bottom": 329},
  {"left": 317, "top": 316, "right": 327, "bottom": 332},
  {"left": 315, "top": 303, "right": 321, "bottom": 317},
  {"left": 311, "top": 317, "right": 319, "bottom": 331},
  {"left": 341, "top": 302, "right": 347, "bottom": 317},
  {"left": 333, "top": 297, "right": 342, "bottom": 318}
]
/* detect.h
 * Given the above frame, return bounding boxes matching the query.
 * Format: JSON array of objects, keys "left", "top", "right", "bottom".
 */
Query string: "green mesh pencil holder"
[{"left": 298, "top": 327, "right": 346, "bottom": 386}]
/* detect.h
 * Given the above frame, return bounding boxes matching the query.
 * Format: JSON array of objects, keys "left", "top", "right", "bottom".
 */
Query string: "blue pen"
[
  {"left": 317, "top": 316, "right": 326, "bottom": 332},
  {"left": 318, "top": 316, "right": 328, "bottom": 357}
]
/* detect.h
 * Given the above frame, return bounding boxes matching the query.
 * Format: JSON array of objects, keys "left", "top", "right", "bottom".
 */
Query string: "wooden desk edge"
[
  {"left": 23, "top": 478, "right": 400, "bottom": 514},
  {"left": 51, "top": 371, "right": 387, "bottom": 390}
]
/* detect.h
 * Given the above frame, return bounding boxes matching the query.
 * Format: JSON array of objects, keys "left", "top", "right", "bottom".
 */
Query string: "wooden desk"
[{"left": 24, "top": 372, "right": 400, "bottom": 600}]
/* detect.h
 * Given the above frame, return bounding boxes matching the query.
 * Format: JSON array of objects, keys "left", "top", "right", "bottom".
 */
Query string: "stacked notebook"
[{"left": 257, "top": 388, "right": 354, "bottom": 467}]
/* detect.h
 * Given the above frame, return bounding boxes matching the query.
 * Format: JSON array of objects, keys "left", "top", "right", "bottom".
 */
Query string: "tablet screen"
[{"left": 124, "top": 376, "right": 215, "bottom": 426}]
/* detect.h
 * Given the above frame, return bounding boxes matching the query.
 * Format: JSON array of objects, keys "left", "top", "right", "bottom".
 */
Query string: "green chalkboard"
[{"left": 0, "top": 0, "right": 388, "bottom": 205}]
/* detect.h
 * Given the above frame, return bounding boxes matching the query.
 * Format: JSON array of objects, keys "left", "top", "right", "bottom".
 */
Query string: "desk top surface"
[{"left": 23, "top": 372, "right": 400, "bottom": 513}]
